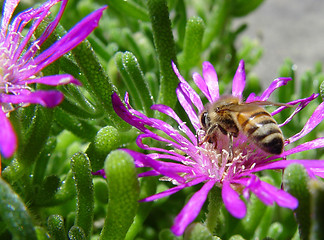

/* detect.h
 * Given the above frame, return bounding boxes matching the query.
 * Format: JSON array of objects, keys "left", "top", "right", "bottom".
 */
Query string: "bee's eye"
[{"left": 200, "top": 111, "right": 209, "bottom": 129}]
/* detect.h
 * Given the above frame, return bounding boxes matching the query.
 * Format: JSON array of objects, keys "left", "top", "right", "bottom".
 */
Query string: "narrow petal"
[
  {"left": 111, "top": 93, "right": 147, "bottom": 132},
  {"left": 141, "top": 177, "right": 208, "bottom": 203},
  {"left": 14, "top": 0, "right": 63, "bottom": 62},
  {"left": 176, "top": 87, "right": 200, "bottom": 131},
  {"left": 192, "top": 72, "right": 213, "bottom": 102},
  {"left": 222, "top": 180, "right": 246, "bottom": 218},
  {"left": 240, "top": 176, "right": 298, "bottom": 209},
  {"left": 122, "top": 149, "right": 188, "bottom": 183},
  {"left": 20, "top": 74, "right": 81, "bottom": 86},
  {"left": 245, "top": 92, "right": 257, "bottom": 102},
  {"left": 178, "top": 82, "right": 204, "bottom": 113},
  {"left": 277, "top": 94, "right": 318, "bottom": 128},
  {"left": 251, "top": 159, "right": 324, "bottom": 173},
  {"left": 138, "top": 170, "right": 160, "bottom": 177},
  {"left": 148, "top": 152, "right": 195, "bottom": 165},
  {"left": 259, "top": 181, "right": 298, "bottom": 209},
  {"left": 22, "top": 6, "right": 107, "bottom": 79},
  {"left": 232, "top": 60, "right": 246, "bottom": 99},
  {"left": 35, "top": 0, "right": 68, "bottom": 47},
  {"left": 150, "top": 104, "right": 196, "bottom": 144},
  {"left": 136, "top": 118, "right": 196, "bottom": 155},
  {"left": 171, "top": 180, "right": 215, "bottom": 236},
  {"left": 172, "top": 62, "right": 204, "bottom": 112},
  {"left": 286, "top": 101, "right": 324, "bottom": 144},
  {"left": 271, "top": 93, "right": 318, "bottom": 117},
  {"left": 242, "top": 176, "right": 274, "bottom": 205},
  {"left": 259, "top": 77, "right": 292, "bottom": 101},
  {"left": 91, "top": 169, "right": 106, "bottom": 178},
  {"left": 136, "top": 135, "right": 196, "bottom": 164},
  {"left": 202, "top": 61, "right": 219, "bottom": 102},
  {"left": 0, "top": 108, "right": 17, "bottom": 158},
  {"left": 0, "top": 0, "right": 19, "bottom": 38},
  {"left": 0, "top": 90, "right": 64, "bottom": 107}
]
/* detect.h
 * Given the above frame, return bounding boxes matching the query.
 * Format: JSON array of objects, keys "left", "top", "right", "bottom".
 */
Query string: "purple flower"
[
  {"left": 96, "top": 60, "right": 324, "bottom": 236},
  {"left": 0, "top": 0, "right": 106, "bottom": 157}
]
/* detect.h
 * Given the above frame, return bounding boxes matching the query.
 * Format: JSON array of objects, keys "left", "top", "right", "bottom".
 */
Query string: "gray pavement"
[{"left": 238, "top": 0, "right": 324, "bottom": 85}]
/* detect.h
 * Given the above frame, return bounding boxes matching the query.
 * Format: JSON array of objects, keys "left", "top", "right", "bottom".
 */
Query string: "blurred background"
[{"left": 238, "top": 0, "right": 324, "bottom": 85}]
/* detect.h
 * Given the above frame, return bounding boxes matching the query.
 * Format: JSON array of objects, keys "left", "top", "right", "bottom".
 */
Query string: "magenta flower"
[
  {"left": 96, "top": 60, "right": 324, "bottom": 236},
  {"left": 0, "top": 0, "right": 106, "bottom": 157}
]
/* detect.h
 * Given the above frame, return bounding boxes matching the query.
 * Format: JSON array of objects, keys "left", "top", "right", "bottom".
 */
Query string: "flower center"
[
  {"left": 196, "top": 137, "right": 258, "bottom": 182},
  {"left": 0, "top": 32, "right": 38, "bottom": 95}
]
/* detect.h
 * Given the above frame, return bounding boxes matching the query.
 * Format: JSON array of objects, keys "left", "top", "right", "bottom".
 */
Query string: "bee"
[{"left": 199, "top": 96, "right": 285, "bottom": 155}]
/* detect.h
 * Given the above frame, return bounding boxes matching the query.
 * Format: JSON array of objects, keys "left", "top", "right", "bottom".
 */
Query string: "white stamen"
[{"left": 250, "top": 163, "right": 256, "bottom": 170}]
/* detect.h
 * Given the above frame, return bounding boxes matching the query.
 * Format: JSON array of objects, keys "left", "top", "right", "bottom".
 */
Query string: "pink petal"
[
  {"left": 192, "top": 72, "right": 213, "bottom": 102},
  {"left": 111, "top": 92, "right": 147, "bottom": 132},
  {"left": 271, "top": 93, "right": 318, "bottom": 117},
  {"left": 246, "top": 92, "right": 257, "bottom": 102},
  {"left": 277, "top": 94, "right": 318, "bottom": 128},
  {"left": 134, "top": 130, "right": 199, "bottom": 161},
  {"left": 0, "top": 0, "right": 19, "bottom": 38},
  {"left": 252, "top": 159, "right": 324, "bottom": 173},
  {"left": 21, "top": 6, "right": 107, "bottom": 79},
  {"left": 14, "top": 0, "right": 63, "bottom": 62},
  {"left": 147, "top": 152, "right": 195, "bottom": 165},
  {"left": 140, "top": 177, "right": 207, "bottom": 203},
  {"left": 178, "top": 82, "right": 204, "bottom": 113},
  {"left": 176, "top": 87, "right": 200, "bottom": 131},
  {"left": 286, "top": 101, "right": 324, "bottom": 144},
  {"left": 240, "top": 176, "right": 298, "bottom": 209},
  {"left": 171, "top": 180, "right": 215, "bottom": 236},
  {"left": 0, "top": 90, "right": 64, "bottom": 107},
  {"left": 172, "top": 62, "right": 204, "bottom": 112},
  {"left": 232, "top": 60, "right": 246, "bottom": 99},
  {"left": 202, "top": 61, "right": 219, "bottom": 102},
  {"left": 260, "top": 181, "right": 298, "bottom": 209},
  {"left": 222, "top": 180, "right": 246, "bottom": 218},
  {"left": 91, "top": 169, "right": 106, "bottom": 178},
  {"left": 20, "top": 74, "right": 82, "bottom": 86},
  {"left": 150, "top": 104, "right": 196, "bottom": 144},
  {"left": 138, "top": 169, "right": 160, "bottom": 177},
  {"left": 0, "top": 108, "right": 17, "bottom": 158},
  {"left": 259, "top": 77, "right": 292, "bottom": 101},
  {"left": 122, "top": 149, "right": 188, "bottom": 184},
  {"left": 35, "top": 0, "right": 68, "bottom": 47}
]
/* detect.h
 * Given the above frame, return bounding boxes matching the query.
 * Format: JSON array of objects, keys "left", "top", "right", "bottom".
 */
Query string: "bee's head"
[{"left": 199, "top": 110, "right": 210, "bottom": 131}]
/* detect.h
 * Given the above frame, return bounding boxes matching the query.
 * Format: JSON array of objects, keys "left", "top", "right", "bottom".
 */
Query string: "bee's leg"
[
  {"left": 228, "top": 133, "right": 234, "bottom": 160},
  {"left": 198, "top": 125, "right": 217, "bottom": 146}
]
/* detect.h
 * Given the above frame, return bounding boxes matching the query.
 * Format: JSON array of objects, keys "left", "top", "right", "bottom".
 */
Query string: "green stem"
[
  {"left": 71, "top": 39, "right": 129, "bottom": 131},
  {"left": 283, "top": 164, "right": 311, "bottom": 240},
  {"left": 206, "top": 186, "right": 223, "bottom": 234},
  {"left": 125, "top": 176, "right": 157, "bottom": 240},
  {"left": 147, "top": 0, "right": 179, "bottom": 110},
  {"left": 47, "top": 215, "right": 68, "bottom": 240},
  {"left": 0, "top": 178, "right": 37, "bottom": 240},
  {"left": 178, "top": 16, "right": 205, "bottom": 70},
  {"left": 122, "top": 51, "right": 154, "bottom": 117},
  {"left": 71, "top": 152, "right": 94, "bottom": 239},
  {"left": 99, "top": 150, "right": 139, "bottom": 240}
]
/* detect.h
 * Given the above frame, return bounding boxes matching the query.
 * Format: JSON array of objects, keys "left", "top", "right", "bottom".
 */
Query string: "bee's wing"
[
  {"left": 220, "top": 101, "right": 292, "bottom": 113},
  {"left": 220, "top": 103, "right": 260, "bottom": 113},
  {"left": 245, "top": 100, "right": 293, "bottom": 107}
]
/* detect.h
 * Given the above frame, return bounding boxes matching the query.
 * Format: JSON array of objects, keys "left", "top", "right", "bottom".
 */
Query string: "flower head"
[
  {"left": 98, "top": 60, "right": 324, "bottom": 236},
  {"left": 0, "top": 0, "right": 106, "bottom": 157}
]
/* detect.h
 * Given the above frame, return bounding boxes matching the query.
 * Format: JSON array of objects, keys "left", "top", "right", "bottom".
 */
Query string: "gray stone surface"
[{"left": 238, "top": 0, "right": 324, "bottom": 84}]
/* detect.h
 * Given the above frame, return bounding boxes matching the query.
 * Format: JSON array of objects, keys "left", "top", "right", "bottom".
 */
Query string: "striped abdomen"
[{"left": 236, "top": 108, "right": 284, "bottom": 154}]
